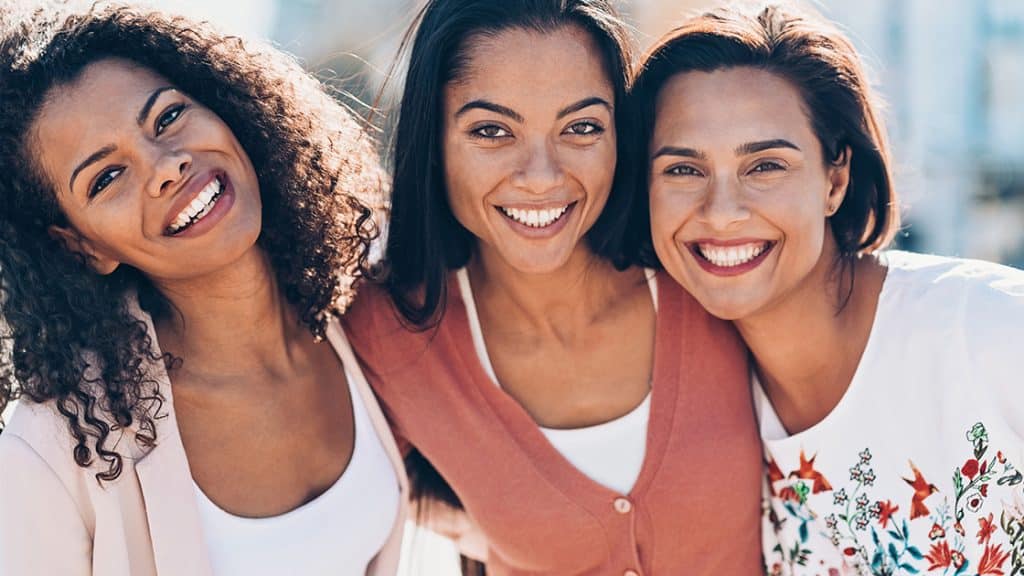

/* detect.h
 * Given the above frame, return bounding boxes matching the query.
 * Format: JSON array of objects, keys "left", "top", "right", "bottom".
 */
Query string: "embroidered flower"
[
  {"left": 978, "top": 513, "right": 996, "bottom": 545},
  {"left": 962, "top": 459, "right": 980, "bottom": 480},
  {"left": 876, "top": 500, "right": 900, "bottom": 529},
  {"left": 849, "top": 465, "right": 862, "bottom": 482},
  {"left": 968, "top": 423, "right": 988, "bottom": 444},
  {"left": 966, "top": 492, "right": 985, "bottom": 513},
  {"left": 861, "top": 468, "right": 876, "bottom": 486},
  {"left": 859, "top": 448, "right": 872, "bottom": 464},
  {"left": 855, "top": 515, "right": 869, "bottom": 531},
  {"left": 929, "top": 523, "right": 946, "bottom": 540},
  {"left": 825, "top": 514, "right": 838, "bottom": 529},
  {"left": 855, "top": 493, "right": 869, "bottom": 511},
  {"left": 834, "top": 488, "right": 848, "bottom": 506}
]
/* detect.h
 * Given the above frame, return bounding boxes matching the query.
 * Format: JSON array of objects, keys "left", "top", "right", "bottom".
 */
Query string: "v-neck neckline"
[{"left": 445, "top": 268, "right": 685, "bottom": 506}]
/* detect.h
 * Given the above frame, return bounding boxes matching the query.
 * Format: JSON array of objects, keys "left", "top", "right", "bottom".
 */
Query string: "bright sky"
[{"left": 142, "top": 0, "right": 278, "bottom": 39}]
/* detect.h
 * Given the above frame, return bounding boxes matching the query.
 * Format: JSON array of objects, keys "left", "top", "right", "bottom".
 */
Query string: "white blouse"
[
  {"left": 759, "top": 251, "right": 1024, "bottom": 576},
  {"left": 458, "top": 267, "right": 657, "bottom": 495},
  {"left": 193, "top": 364, "right": 400, "bottom": 576}
]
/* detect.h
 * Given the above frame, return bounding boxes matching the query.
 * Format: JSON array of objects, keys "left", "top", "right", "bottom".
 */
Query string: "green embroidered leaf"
[{"left": 907, "top": 545, "right": 924, "bottom": 560}]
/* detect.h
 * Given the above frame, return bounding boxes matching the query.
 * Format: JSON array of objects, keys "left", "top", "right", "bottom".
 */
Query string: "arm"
[{"left": 0, "top": 433, "right": 92, "bottom": 576}]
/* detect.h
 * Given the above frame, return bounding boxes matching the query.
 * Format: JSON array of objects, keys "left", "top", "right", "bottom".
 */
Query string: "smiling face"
[
  {"left": 442, "top": 24, "right": 617, "bottom": 275},
  {"left": 31, "top": 58, "right": 261, "bottom": 282},
  {"left": 648, "top": 67, "right": 850, "bottom": 320}
]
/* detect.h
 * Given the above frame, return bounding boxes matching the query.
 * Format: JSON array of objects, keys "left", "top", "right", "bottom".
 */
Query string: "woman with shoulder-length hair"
[
  {"left": 635, "top": 4, "right": 1024, "bottom": 574},
  {"left": 342, "top": 0, "right": 764, "bottom": 573},
  {"left": 0, "top": 5, "right": 406, "bottom": 575}
]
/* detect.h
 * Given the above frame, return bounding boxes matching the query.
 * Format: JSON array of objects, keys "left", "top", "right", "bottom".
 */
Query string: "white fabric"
[
  {"left": 760, "top": 251, "right": 1024, "bottom": 576},
  {"left": 193, "top": 364, "right": 401, "bottom": 576},
  {"left": 457, "top": 267, "right": 657, "bottom": 495}
]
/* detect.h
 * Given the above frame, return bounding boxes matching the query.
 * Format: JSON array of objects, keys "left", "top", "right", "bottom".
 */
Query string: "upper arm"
[{"left": 0, "top": 433, "right": 92, "bottom": 576}]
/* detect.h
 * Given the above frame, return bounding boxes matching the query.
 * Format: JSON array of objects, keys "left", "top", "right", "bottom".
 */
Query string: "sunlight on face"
[
  {"left": 442, "top": 24, "right": 617, "bottom": 275},
  {"left": 33, "top": 58, "right": 262, "bottom": 282},
  {"left": 648, "top": 67, "right": 849, "bottom": 320}
]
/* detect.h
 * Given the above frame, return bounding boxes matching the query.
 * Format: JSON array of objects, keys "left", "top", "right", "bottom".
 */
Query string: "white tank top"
[
  {"left": 192, "top": 364, "right": 400, "bottom": 575},
  {"left": 458, "top": 267, "right": 657, "bottom": 495}
]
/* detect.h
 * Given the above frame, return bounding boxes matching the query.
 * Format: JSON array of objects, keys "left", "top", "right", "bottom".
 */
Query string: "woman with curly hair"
[
  {"left": 342, "top": 0, "right": 764, "bottom": 573},
  {"left": 0, "top": 4, "right": 406, "bottom": 575}
]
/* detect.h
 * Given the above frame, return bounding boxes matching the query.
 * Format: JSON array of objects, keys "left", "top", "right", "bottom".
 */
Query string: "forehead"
[
  {"left": 447, "top": 25, "right": 614, "bottom": 112},
  {"left": 32, "top": 59, "right": 175, "bottom": 187},
  {"left": 653, "top": 67, "right": 815, "bottom": 146}
]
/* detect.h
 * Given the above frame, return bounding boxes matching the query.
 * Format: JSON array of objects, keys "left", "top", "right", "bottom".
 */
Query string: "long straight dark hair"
[{"left": 384, "top": 0, "right": 640, "bottom": 328}]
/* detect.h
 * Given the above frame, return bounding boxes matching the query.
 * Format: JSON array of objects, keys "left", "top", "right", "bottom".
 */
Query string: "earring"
[{"left": 826, "top": 202, "right": 839, "bottom": 216}]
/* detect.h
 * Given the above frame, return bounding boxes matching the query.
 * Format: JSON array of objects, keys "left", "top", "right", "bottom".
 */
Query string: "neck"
[
  {"left": 735, "top": 240, "right": 885, "bottom": 434},
  {"left": 468, "top": 243, "right": 642, "bottom": 336},
  {"left": 151, "top": 247, "right": 306, "bottom": 379}
]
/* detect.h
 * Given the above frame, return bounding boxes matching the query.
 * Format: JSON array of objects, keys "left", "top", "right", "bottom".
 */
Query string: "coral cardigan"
[
  {"left": 343, "top": 271, "right": 763, "bottom": 575},
  {"left": 0, "top": 304, "right": 408, "bottom": 576}
]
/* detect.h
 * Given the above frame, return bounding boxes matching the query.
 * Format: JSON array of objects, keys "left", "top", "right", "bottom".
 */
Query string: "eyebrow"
[
  {"left": 67, "top": 86, "right": 175, "bottom": 193},
  {"left": 69, "top": 145, "right": 117, "bottom": 193},
  {"left": 735, "top": 139, "right": 801, "bottom": 155},
  {"left": 455, "top": 100, "right": 523, "bottom": 123},
  {"left": 650, "top": 139, "right": 803, "bottom": 162},
  {"left": 651, "top": 146, "right": 707, "bottom": 161},
  {"left": 137, "top": 86, "right": 176, "bottom": 126},
  {"left": 557, "top": 96, "right": 612, "bottom": 119}
]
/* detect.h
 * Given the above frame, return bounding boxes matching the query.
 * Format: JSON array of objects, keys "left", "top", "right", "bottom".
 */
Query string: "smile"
[
  {"left": 689, "top": 240, "right": 776, "bottom": 276},
  {"left": 166, "top": 176, "right": 225, "bottom": 235},
  {"left": 697, "top": 241, "right": 770, "bottom": 267},
  {"left": 497, "top": 203, "right": 573, "bottom": 229}
]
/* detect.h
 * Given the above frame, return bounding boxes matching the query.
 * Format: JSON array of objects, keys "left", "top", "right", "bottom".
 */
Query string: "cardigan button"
[
  {"left": 624, "top": 570, "right": 640, "bottom": 576},
  {"left": 613, "top": 497, "right": 632, "bottom": 514}
]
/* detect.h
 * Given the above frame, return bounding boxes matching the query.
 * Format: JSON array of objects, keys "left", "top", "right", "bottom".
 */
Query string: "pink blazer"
[{"left": 0, "top": 308, "right": 409, "bottom": 576}]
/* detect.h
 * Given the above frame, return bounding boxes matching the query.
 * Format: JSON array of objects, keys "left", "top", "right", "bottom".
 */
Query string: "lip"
[
  {"left": 685, "top": 238, "right": 776, "bottom": 277},
  {"left": 495, "top": 201, "right": 578, "bottom": 239},
  {"left": 163, "top": 171, "right": 236, "bottom": 239},
  {"left": 162, "top": 169, "right": 226, "bottom": 233}
]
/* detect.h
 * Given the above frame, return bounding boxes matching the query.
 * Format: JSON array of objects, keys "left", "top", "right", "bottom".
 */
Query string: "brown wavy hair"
[
  {"left": 0, "top": 3, "right": 382, "bottom": 482},
  {"left": 631, "top": 4, "right": 899, "bottom": 271}
]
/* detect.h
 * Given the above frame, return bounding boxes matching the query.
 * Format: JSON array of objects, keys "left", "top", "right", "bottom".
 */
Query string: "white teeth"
[
  {"left": 168, "top": 177, "right": 223, "bottom": 234},
  {"left": 698, "top": 242, "right": 769, "bottom": 267},
  {"left": 499, "top": 204, "right": 570, "bottom": 228}
]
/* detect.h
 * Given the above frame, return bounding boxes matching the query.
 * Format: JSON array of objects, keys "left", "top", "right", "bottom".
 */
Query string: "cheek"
[{"left": 649, "top": 184, "right": 693, "bottom": 241}]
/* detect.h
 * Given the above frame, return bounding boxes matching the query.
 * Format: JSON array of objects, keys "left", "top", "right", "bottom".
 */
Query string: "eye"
[
  {"left": 155, "top": 104, "right": 188, "bottom": 135},
  {"left": 563, "top": 121, "right": 603, "bottom": 136},
  {"left": 664, "top": 164, "right": 703, "bottom": 177},
  {"left": 470, "top": 124, "right": 511, "bottom": 139},
  {"left": 89, "top": 167, "right": 125, "bottom": 198},
  {"left": 750, "top": 160, "right": 785, "bottom": 174}
]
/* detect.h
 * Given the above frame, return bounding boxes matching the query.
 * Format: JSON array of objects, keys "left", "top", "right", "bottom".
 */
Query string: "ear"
[
  {"left": 48, "top": 225, "right": 120, "bottom": 275},
  {"left": 825, "top": 146, "right": 853, "bottom": 217}
]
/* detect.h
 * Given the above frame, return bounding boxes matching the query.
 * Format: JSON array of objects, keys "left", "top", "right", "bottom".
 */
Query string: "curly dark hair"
[{"left": 0, "top": 3, "right": 383, "bottom": 482}]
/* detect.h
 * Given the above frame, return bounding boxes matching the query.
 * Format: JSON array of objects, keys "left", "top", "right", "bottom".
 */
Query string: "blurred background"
[
  {"left": 144, "top": 0, "right": 1024, "bottom": 269},
  {"left": 18, "top": 0, "right": 1020, "bottom": 573},
  {"left": 136, "top": 0, "right": 1024, "bottom": 572}
]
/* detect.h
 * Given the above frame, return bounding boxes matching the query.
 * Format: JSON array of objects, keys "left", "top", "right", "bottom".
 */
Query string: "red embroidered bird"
[
  {"left": 789, "top": 450, "right": 833, "bottom": 494},
  {"left": 903, "top": 460, "right": 939, "bottom": 520},
  {"left": 766, "top": 457, "right": 785, "bottom": 495}
]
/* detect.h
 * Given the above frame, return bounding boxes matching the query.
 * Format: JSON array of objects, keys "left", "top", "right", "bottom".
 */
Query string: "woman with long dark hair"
[
  {"left": 0, "top": 5, "right": 406, "bottom": 575},
  {"left": 635, "top": 5, "right": 1024, "bottom": 574},
  {"left": 343, "top": 0, "right": 764, "bottom": 573}
]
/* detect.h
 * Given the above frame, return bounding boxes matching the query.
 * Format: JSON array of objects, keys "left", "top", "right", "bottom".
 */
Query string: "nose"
[
  {"left": 147, "top": 147, "right": 192, "bottom": 199},
  {"left": 509, "top": 138, "right": 565, "bottom": 194},
  {"left": 698, "top": 176, "right": 750, "bottom": 231}
]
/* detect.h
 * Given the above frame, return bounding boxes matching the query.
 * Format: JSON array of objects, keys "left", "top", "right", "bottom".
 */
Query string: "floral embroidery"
[{"left": 764, "top": 423, "right": 1024, "bottom": 575}]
